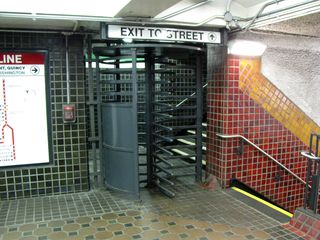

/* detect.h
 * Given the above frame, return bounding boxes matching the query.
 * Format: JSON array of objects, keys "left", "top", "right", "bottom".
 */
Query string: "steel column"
[
  {"left": 87, "top": 36, "right": 98, "bottom": 186},
  {"left": 145, "top": 51, "right": 155, "bottom": 187},
  {"left": 195, "top": 54, "right": 203, "bottom": 182},
  {"left": 95, "top": 54, "right": 104, "bottom": 186},
  {"left": 131, "top": 48, "right": 140, "bottom": 198}
]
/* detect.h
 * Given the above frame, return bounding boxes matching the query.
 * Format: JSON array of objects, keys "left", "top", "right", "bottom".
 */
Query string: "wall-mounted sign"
[
  {"left": 107, "top": 25, "right": 221, "bottom": 44},
  {"left": 0, "top": 51, "right": 51, "bottom": 167}
]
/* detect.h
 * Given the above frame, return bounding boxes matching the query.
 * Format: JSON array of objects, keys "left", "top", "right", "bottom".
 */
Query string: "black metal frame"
[
  {"left": 90, "top": 42, "right": 205, "bottom": 198},
  {"left": 302, "top": 134, "right": 320, "bottom": 214},
  {"left": 0, "top": 49, "right": 53, "bottom": 169}
]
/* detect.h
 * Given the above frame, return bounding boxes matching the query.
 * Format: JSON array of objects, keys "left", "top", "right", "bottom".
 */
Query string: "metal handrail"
[
  {"left": 216, "top": 134, "right": 306, "bottom": 185},
  {"left": 301, "top": 151, "right": 320, "bottom": 161},
  {"left": 175, "top": 83, "right": 208, "bottom": 108}
]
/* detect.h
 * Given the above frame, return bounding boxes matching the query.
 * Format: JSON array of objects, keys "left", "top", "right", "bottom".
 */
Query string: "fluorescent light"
[
  {"left": 228, "top": 40, "right": 266, "bottom": 57},
  {"left": 0, "top": 0, "right": 131, "bottom": 17},
  {"left": 123, "top": 38, "right": 133, "bottom": 43}
]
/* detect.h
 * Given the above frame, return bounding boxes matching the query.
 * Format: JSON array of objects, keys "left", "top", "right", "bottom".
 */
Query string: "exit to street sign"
[{"left": 107, "top": 25, "right": 221, "bottom": 44}]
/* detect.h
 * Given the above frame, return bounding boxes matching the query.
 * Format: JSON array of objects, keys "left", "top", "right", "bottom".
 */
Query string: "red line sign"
[{"left": 0, "top": 53, "right": 45, "bottom": 65}]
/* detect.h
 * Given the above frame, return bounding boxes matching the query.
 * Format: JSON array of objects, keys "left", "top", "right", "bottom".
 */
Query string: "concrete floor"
[{"left": 0, "top": 180, "right": 304, "bottom": 240}]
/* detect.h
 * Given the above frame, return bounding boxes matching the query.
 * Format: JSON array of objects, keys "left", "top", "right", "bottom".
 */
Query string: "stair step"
[
  {"left": 171, "top": 148, "right": 206, "bottom": 165},
  {"left": 187, "top": 130, "right": 207, "bottom": 138},
  {"left": 228, "top": 187, "right": 292, "bottom": 223},
  {"left": 177, "top": 138, "right": 206, "bottom": 151}
]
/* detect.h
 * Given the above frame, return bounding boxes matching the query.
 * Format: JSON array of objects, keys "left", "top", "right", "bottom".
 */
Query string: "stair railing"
[
  {"left": 175, "top": 83, "right": 207, "bottom": 108},
  {"left": 301, "top": 133, "right": 320, "bottom": 214},
  {"left": 216, "top": 134, "right": 306, "bottom": 185}
]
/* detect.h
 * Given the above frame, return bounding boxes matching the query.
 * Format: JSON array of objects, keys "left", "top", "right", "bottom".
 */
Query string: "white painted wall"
[{"left": 230, "top": 31, "right": 320, "bottom": 125}]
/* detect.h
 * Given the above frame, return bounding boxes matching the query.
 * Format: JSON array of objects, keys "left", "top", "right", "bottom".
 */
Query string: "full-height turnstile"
[{"left": 93, "top": 43, "right": 204, "bottom": 198}]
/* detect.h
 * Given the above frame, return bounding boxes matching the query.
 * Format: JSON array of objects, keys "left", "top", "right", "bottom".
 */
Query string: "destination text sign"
[{"left": 107, "top": 25, "right": 221, "bottom": 44}]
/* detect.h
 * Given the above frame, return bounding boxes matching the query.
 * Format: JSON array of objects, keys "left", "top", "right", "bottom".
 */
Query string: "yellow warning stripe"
[{"left": 231, "top": 187, "right": 293, "bottom": 218}]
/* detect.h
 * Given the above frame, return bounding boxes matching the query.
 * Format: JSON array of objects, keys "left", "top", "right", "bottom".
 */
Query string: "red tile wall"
[{"left": 206, "top": 55, "right": 309, "bottom": 212}]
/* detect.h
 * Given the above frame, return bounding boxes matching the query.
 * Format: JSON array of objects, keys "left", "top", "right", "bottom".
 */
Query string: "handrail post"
[
  {"left": 236, "top": 138, "right": 244, "bottom": 155},
  {"left": 304, "top": 157, "right": 311, "bottom": 209},
  {"left": 302, "top": 133, "right": 320, "bottom": 214}
]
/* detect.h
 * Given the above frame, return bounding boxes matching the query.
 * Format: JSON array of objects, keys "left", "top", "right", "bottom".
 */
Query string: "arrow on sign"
[
  {"left": 30, "top": 66, "right": 40, "bottom": 75},
  {"left": 208, "top": 33, "right": 216, "bottom": 42}
]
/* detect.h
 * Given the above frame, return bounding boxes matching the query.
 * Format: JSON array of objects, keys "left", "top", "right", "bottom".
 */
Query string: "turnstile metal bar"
[
  {"left": 152, "top": 133, "right": 174, "bottom": 143},
  {"left": 153, "top": 124, "right": 198, "bottom": 131},
  {"left": 100, "top": 68, "right": 146, "bottom": 74},
  {"left": 153, "top": 94, "right": 197, "bottom": 99},
  {"left": 153, "top": 154, "right": 173, "bottom": 167},
  {"left": 153, "top": 144, "right": 174, "bottom": 156},
  {"left": 153, "top": 116, "right": 197, "bottom": 122},
  {"left": 163, "top": 145, "right": 197, "bottom": 150},
  {"left": 160, "top": 86, "right": 197, "bottom": 90},
  {"left": 153, "top": 164, "right": 174, "bottom": 177},
  {"left": 159, "top": 154, "right": 197, "bottom": 160},
  {"left": 153, "top": 174, "right": 175, "bottom": 186},
  {"left": 152, "top": 112, "right": 173, "bottom": 118},
  {"left": 153, "top": 181, "right": 175, "bottom": 198}
]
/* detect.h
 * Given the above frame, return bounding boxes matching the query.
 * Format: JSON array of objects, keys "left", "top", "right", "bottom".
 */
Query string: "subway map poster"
[{"left": 0, "top": 52, "right": 51, "bottom": 167}]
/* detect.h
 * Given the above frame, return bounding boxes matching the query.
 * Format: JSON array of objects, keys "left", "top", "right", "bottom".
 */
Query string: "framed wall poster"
[{"left": 0, "top": 50, "right": 52, "bottom": 167}]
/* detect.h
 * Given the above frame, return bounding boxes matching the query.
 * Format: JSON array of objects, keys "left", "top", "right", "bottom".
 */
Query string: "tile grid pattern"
[
  {"left": 206, "top": 55, "right": 310, "bottom": 212},
  {"left": 0, "top": 186, "right": 303, "bottom": 240},
  {"left": 0, "top": 211, "right": 288, "bottom": 240},
  {"left": 0, "top": 33, "right": 89, "bottom": 200},
  {"left": 239, "top": 58, "right": 320, "bottom": 149},
  {"left": 288, "top": 208, "right": 320, "bottom": 239}
]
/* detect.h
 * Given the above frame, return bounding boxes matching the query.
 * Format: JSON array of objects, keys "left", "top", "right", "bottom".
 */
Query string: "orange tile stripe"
[{"left": 239, "top": 58, "right": 320, "bottom": 149}]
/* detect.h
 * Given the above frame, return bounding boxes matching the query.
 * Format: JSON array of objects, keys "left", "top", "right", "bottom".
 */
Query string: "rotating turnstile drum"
[{"left": 93, "top": 43, "right": 204, "bottom": 198}]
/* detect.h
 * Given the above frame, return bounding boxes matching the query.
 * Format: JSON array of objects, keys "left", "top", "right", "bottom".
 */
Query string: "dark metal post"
[
  {"left": 316, "top": 156, "right": 320, "bottom": 214},
  {"left": 145, "top": 52, "right": 154, "bottom": 187},
  {"left": 315, "top": 136, "right": 319, "bottom": 171},
  {"left": 237, "top": 138, "right": 244, "bottom": 155},
  {"left": 87, "top": 36, "right": 98, "bottom": 186},
  {"left": 195, "top": 54, "right": 203, "bottom": 182},
  {"left": 131, "top": 48, "right": 140, "bottom": 197},
  {"left": 304, "top": 158, "right": 311, "bottom": 209},
  {"left": 304, "top": 134, "right": 320, "bottom": 213},
  {"left": 313, "top": 136, "right": 320, "bottom": 213},
  {"left": 115, "top": 49, "right": 121, "bottom": 102},
  {"left": 95, "top": 54, "right": 104, "bottom": 186}
]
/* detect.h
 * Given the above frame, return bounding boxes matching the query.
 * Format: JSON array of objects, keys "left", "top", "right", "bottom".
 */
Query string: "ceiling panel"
[
  {"left": 0, "top": 0, "right": 131, "bottom": 17},
  {"left": 256, "top": 12, "right": 320, "bottom": 37},
  {"left": 154, "top": 0, "right": 227, "bottom": 26},
  {"left": 0, "top": 0, "right": 319, "bottom": 33},
  {"left": 0, "top": 18, "right": 76, "bottom": 30},
  {"left": 116, "top": 0, "right": 182, "bottom": 18},
  {"left": 234, "top": 0, "right": 268, "bottom": 8}
]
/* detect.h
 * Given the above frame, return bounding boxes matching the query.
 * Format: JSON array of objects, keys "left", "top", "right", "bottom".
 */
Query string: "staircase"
[{"left": 170, "top": 122, "right": 207, "bottom": 167}]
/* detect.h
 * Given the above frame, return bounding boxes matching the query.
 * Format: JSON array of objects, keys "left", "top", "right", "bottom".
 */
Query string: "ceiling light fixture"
[
  {"left": 123, "top": 38, "right": 133, "bottom": 43},
  {"left": 228, "top": 40, "right": 266, "bottom": 57}
]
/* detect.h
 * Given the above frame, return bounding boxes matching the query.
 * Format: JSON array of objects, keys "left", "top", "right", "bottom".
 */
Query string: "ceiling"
[
  {"left": 0, "top": 0, "right": 319, "bottom": 33},
  {"left": 255, "top": 12, "right": 320, "bottom": 38}
]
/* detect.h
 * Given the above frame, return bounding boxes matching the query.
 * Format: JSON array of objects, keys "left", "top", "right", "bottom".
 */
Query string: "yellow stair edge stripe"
[{"left": 231, "top": 186, "right": 293, "bottom": 218}]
